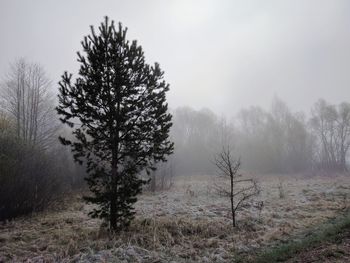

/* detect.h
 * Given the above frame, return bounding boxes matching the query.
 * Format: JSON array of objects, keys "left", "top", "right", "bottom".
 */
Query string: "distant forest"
[{"left": 171, "top": 97, "right": 350, "bottom": 175}]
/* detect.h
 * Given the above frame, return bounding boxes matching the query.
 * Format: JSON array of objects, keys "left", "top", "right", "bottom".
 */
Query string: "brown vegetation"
[{"left": 1, "top": 174, "right": 349, "bottom": 262}]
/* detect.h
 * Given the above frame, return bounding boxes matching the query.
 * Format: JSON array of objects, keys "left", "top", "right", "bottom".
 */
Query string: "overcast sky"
[{"left": 1, "top": 0, "right": 350, "bottom": 116}]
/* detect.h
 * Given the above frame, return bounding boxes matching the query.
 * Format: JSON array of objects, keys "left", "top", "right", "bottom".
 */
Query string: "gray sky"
[{"left": 1, "top": 0, "right": 350, "bottom": 116}]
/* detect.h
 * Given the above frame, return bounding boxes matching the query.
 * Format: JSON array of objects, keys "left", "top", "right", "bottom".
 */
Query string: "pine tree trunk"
[
  {"left": 110, "top": 163, "right": 117, "bottom": 230},
  {"left": 110, "top": 96, "right": 121, "bottom": 231},
  {"left": 110, "top": 146, "right": 118, "bottom": 230}
]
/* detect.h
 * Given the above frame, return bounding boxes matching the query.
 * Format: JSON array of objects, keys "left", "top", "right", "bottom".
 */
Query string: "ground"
[
  {"left": 0, "top": 174, "right": 350, "bottom": 262},
  {"left": 285, "top": 231, "right": 350, "bottom": 263}
]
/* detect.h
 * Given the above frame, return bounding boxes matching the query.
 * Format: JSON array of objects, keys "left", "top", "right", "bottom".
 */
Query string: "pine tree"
[{"left": 57, "top": 17, "right": 174, "bottom": 231}]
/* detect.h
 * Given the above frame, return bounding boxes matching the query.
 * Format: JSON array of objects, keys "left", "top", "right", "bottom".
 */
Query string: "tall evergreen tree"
[{"left": 57, "top": 17, "right": 174, "bottom": 231}]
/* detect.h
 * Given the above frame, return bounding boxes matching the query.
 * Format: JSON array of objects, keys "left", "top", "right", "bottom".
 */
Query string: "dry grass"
[
  {"left": 249, "top": 212, "right": 350, "bottom": 263},
  {"left": 1, "top": 173, "right": 350, "bottom": 262}
]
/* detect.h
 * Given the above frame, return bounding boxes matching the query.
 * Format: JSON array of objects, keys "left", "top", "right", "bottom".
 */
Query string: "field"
[{"left": 1, "top": 174, "right": 350, "bottom": 262}]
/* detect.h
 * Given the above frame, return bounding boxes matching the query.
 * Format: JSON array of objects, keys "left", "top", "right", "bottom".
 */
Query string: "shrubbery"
[{"left": 0, "top": 118, "right": 67, "bottom": 220}]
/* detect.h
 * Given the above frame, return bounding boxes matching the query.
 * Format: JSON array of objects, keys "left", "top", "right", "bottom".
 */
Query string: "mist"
[
  {"left": 1, "top": 0, "right": 350, "bottom": 115},
  {"left": 1, "top": 1, "right": 350, "bottom": 262}
]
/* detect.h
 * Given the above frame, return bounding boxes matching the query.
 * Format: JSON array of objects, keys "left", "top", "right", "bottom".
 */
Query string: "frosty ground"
[{"left": 1, "top": 174, "right": 350, "bottom": 262}]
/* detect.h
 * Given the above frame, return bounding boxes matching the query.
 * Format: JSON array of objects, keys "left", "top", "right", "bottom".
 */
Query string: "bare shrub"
[
  {"left": 148, "top": 160, "right": 174, "bottom": 192},
  {"left": 255, "top": 200, "right": 264, "bottom": 219},
  {"left": 278, "top": 181, "right": 286, "bottom": 199},
  {"left": 185, "top": 185, "right": 195, "bottom": 198}
]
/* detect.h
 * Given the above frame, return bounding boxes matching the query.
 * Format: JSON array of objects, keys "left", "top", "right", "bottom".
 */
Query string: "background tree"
[
  {"left": 57, "top": 17, "right": 173, "bottom": 231},
  {"left": 235, "top": 98, "right": 314, "bottom": 174},
  {"left": 171, "top": 107, "right": 219, "bottom": 175},
  {"left": 310, "top": 99, "right": 350, "bottom": 171},
  {"left": 336, "top": 102, "right": 350, "bottom": 170},
  {"left": 0, "top": 58, "right": 58, "bottom": 149},
  {"left": 268, "top": 97, "right": 313, "bottom": 172}
]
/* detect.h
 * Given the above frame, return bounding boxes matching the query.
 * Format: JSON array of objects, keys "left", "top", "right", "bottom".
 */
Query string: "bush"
[{"left": 0, "top": 119, "right": 67, "bottom": 220}]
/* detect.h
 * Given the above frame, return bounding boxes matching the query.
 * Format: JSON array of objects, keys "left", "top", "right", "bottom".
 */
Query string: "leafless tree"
[
  {"left": 310, "top": 99, "right": 350, "bottom": 171},
  {"left": 335, "top": 102, "right": 350, "bottom": 171},
  {"left": 0, "top": 58, "right": 58, "bottom": 149},
  {"left": 214, "top": 146, "right": 260, "bottom": 228}
]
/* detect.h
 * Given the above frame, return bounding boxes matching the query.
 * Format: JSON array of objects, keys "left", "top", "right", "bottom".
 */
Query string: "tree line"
[{"left": 171, "top": 98, "right": 350, "bottom": 175}]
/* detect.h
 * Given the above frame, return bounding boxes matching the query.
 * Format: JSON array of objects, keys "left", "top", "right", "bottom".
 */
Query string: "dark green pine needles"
[{"left": 56, "top": 17, "right": 174, "bottom": 231}]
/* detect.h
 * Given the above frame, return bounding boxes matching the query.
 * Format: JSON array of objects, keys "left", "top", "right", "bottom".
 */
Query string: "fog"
[
  {"left": 1, "top": 0, "right": 350, "bottom": 116},
  {"left": 2, "top": 2, "right": 350, "bottom": 261}
]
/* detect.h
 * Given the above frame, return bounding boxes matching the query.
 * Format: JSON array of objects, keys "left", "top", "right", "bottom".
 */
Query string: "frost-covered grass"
[
  {"left": 248, "top": 212, "right": 350, "bottom": 263},
  {"left": 1, "top": 174, "right": 350, "bottom": 262}
]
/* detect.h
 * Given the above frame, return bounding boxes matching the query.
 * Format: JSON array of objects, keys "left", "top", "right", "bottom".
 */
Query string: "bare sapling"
[{"left": 214, "top": 146, "right": 260, "bottom": 228}]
